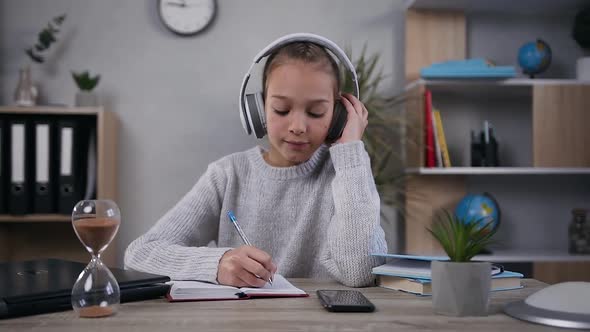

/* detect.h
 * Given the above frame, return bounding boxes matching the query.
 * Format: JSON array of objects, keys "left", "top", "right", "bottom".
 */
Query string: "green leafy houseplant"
[
  {"left": 340, "top": 45, "right": 406, "bottom": 208},
  {"left": 428, "top": 210, "right": 498, "bottom": 316},
  {"left": 72, "top": 71, "right": 101, "bottom": 91},
  {"left": 428, "top": 210, "right": 498, "bottom": 262},
  {"left": 25, "top": 14, "right": 66, "bottom": 63}
]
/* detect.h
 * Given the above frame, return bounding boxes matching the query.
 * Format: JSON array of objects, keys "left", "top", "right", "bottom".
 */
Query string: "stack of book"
[
  {"left": 371, "top": 254, "right": 523, "bottom": 296},
  {"left": 424, "top": 89, "right": 451, "bottom": 168}
]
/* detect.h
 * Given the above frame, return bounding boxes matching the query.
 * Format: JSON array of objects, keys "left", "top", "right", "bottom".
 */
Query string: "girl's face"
[{"left": 264, "top": 60, "right": 336, "bottom": 167}]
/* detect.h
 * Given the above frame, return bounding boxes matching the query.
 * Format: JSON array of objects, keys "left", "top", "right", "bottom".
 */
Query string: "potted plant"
[
  {"left": 428, "top": 210, "right": 498, "bottom": 316},
  {"left": 340, "top": 46, "right": 408, "bottom": 252},
  {"left": 72, "top": 71, "right": 101, "bottom": 106},
  {"left": 573, "top": 7, "right": 590, "bottom": 80},
  {"left": 14, "top": 14, "right": 66, "bottom": 106}
]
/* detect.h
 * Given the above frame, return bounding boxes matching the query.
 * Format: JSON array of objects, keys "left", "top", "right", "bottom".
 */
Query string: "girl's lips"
[{"left": 284, "top": 140, "right": 309, "bottom": 150}]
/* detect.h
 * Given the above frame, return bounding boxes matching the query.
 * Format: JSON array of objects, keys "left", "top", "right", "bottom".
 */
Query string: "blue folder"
[{"left": 420, "top": 58, "right": 516, "bottom": 79}]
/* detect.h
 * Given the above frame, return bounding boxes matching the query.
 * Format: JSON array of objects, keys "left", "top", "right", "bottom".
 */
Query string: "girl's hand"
[
  {"left": 217, "top": 245, "right": 277, "bottom": 287},
  {"left": 336, "top": 93, "right": 368, "bottom": 144}
]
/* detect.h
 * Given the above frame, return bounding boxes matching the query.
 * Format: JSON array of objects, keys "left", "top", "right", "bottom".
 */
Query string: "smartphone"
[{"left": 316, "top": 290, "right": 375, "bottom": 312}]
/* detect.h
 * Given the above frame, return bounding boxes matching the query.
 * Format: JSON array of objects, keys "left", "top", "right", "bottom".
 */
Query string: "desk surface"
[{"left": 1, "top": 279, "right": 560, "bottom": 332}]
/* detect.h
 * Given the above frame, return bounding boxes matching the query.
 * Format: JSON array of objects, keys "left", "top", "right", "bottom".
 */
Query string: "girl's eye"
[
  {"left": 308, "top": 112, "right": 325, "bottom": 118},
  {"left": 274, "top": 109, "right": 288, "bottom": 116}
]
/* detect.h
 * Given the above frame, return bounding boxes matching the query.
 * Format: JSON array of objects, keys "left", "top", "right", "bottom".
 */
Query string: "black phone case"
[{"left": 317, "top": 290, "right": 375, "bottom": 312}]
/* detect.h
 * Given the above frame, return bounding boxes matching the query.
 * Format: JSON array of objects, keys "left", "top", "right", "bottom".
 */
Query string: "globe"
[
  {"left": 454, "top": 193, "right": 501, "bottom": 232},
  {"left": 517, "top": 39, "right": 552, "bottom": 78}
]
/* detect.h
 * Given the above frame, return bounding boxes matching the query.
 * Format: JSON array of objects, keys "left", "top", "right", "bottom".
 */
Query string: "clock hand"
[{"left": 166, "top": 1, "right": 186, "bottom": 7}]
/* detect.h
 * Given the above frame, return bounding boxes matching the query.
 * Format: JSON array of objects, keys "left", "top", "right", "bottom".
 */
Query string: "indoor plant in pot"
[
  {"left": 341, "top": 45, "right": 408, "bottom": 252},
  {"left": 15, "top": 14, "right": 66, "bottom": 106},
  {"left": 428, "top": 210, "right": 498, "bottom": 316},
  {"left": 72, "top": 71, "right": 101, "bottom": 106}
]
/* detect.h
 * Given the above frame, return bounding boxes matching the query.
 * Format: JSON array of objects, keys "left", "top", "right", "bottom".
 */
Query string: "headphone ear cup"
[
  {"left": 326, "top": 101, "right": 348, "bottom": 143},
  {"left": 244, "top": 92, "right": 267, "bottom": 138}
]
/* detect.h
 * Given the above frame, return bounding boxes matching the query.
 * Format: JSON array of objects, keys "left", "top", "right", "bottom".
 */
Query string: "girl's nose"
[{"left": 288, "top": 113, "right": 306, "bottom": 135}]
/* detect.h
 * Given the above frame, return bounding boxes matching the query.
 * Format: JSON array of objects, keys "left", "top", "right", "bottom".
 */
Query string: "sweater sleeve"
[
  {"left": 321, "top": 141, "right": 387, "bottom": 287},
  {"left": 124, "top": 163, "right": 232, "bottom": 283}
]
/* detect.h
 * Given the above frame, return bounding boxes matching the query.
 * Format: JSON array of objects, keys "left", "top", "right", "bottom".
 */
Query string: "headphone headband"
[{"left": 239, "top": 33, "right": 359, "bottom": 135}]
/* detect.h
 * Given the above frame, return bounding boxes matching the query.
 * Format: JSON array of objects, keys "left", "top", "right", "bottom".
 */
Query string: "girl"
[{"left": 125, "top": 34, "right": 387, "bottom": 288}]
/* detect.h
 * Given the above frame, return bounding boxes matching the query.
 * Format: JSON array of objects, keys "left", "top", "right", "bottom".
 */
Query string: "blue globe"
[
  {"left": 454, "top": 193, "right": 501, "bottom": 232},
  {"left": 517, "top": 39, "right": 552, "bottom": 78}
]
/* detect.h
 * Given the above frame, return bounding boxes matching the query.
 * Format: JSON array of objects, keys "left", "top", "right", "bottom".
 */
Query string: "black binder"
[
  {"left": 0, "top": 118, "right": 7, "bottom": 214},
  {"left": 8, "top": 119, "right": 33, "bottom": 215},
  {"left": 32, "top": 119, "right": 56, "bottom": 213},
  {"left": 56, "top": 118, "right": 89, "bottom": 215}
]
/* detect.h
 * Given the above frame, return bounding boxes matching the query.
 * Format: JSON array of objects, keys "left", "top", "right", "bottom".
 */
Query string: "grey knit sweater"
[{"left": 124, "top": 140, "right": 387, "bottom": 287}]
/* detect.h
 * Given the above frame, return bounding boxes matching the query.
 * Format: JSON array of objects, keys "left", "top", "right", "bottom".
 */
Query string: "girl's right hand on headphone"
[{"left": 217, "top": 245, "right": 277, "bottom": 287}]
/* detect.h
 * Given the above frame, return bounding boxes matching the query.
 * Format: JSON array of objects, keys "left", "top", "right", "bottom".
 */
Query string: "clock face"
[{"left": 158, "top": 0, "right": 216, "bottom": 36}]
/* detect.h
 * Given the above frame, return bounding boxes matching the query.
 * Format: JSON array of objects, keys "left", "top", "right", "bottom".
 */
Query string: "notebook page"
[
  {"left": 169, "top": 280, "right": 240, "bottom": 299},
  {"left": 240, "top": 274, "right": 306, "bottom": 295}
]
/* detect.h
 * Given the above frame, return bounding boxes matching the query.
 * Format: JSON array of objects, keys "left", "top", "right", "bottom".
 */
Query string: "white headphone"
[{"left": 238, "top": 33, "right": 360, "bottom": 139}]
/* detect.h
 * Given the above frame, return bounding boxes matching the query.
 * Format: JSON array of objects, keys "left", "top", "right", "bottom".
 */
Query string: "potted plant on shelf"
[
  {"left": 72, "top": 71, "right": 101, "bottom": 106},
  {"left": 428, "top": 209, "right": 498, "bottom": 316},
  {"left": 573, "top": 7, "right": 590, "bottom": 81},
  {"left": 340, "top": 45, "right": 408, "bottom": 252},
  {"left": 15, "top": 14, "right": 66, "bottom": 106}
]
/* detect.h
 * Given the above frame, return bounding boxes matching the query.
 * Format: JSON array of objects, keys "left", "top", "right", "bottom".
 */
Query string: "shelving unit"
[
  {"left": 0, "top": 106, "right": 118, "bottom": 266},
  {"left": 401, "top": 1, "right": 590, "bottom": 284}
]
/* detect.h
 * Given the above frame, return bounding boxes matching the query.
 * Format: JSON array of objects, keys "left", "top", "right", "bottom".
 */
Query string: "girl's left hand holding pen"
[{"left": 217, "top": 246, "right": 277, "bottom": 288}]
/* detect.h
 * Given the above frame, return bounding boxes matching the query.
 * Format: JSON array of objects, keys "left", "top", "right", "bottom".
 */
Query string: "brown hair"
[{"left": 262, "top": 42, "right": 341, "bottom": 100}]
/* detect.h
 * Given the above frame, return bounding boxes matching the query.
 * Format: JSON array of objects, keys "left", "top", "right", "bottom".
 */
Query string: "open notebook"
[{"left": 167, "top": 274, "right": 308, "bottom": 301}]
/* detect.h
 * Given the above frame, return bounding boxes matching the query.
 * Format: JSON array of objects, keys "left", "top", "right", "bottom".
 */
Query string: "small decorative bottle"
[
  {"left": 569, "top": 208, "right": 590, "bottom": 254},
  {"left": 13, "top": 66, "right": 38, "bottom": 106}
]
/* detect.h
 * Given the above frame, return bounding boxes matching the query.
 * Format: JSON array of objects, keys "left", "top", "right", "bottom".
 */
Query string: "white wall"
[{"left": 0, "top": 0, "right": 405, "bottom": 266}]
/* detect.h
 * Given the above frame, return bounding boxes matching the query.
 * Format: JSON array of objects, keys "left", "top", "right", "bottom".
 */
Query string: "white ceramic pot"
[
  {"left": 75, "top": 91, "right": 99, "bottom": 107},
  {"left": 431, "top": 261, "right": 491, "bottom": 316},
  {"left": 576, "top": 57, "right": 590, "bottom": 81}
]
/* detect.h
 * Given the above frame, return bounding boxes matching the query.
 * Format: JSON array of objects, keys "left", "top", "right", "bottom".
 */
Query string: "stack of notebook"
[{"left": 371, "top": 254, "right": 523, "bottom": 296}]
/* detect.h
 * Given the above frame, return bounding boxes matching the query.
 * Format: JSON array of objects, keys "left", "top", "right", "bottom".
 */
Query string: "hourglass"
[{"left": 71, "top": 200, "right": 121, "bottom": 318}]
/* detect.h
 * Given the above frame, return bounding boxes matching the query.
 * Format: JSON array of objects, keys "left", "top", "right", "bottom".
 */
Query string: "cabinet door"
[
  {"left": 534, "top": 261, "right": 590, "bottom": 284},
  {"left": 533, "top": 85, "right": 590, "bottom": 167}
]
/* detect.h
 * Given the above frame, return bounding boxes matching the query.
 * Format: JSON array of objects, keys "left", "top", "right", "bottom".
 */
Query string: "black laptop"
[{"left": 0, "top": 258, "right": 171, "bottom": 318}]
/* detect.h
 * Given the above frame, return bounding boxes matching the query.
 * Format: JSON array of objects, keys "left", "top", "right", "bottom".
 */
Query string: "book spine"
[
  {"left": 431, "top": 108, "right": 442, "bottom": 167},
  {"left": 424, "top": 89, "right": 435, "bottom": 167},
  {"left": 433, "top": 110, "right": 451, "bottom": 167}
]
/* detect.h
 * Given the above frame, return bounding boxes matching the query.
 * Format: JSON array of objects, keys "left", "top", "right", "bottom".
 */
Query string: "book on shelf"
[
  {"left": 433, "top": 109, "right": 451, "bottom": 167},
  {"left": 424, "top": 89, "right": 435, "bottom": 167},
  {"left": 166, "top": 274, "right": 308, "bottom": 302},
  {"left": 376, "top": 271, "right": 523, "bottom": 296},
  {"left": 431, "top": 107, "right": 443, "bottom": 167}
]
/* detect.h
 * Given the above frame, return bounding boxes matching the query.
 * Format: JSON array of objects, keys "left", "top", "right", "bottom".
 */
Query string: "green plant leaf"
[
  {"left": 428, "top": 209, "right": 498, "bottom": 262},
  {"left": 72, "top": 71, "right": 101, "bottom": 91},
  {"left": 25, "top": 48, "right": 44, "bottom": 63}
]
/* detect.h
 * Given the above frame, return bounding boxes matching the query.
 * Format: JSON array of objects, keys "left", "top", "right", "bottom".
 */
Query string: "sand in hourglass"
[
  {"left": 73, "top": 217, "right": 120, "bottom": 318},
  {"left": 73, "top": 217, "right": 119, "bottom": 253}
]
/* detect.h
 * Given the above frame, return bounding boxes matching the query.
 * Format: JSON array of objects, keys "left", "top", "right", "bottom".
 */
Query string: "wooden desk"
[{"left": 1, "top": 279, "right": 556, "bottom": 331}]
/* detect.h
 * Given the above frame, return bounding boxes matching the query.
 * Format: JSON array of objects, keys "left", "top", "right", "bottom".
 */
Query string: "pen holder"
[{"left": 470, "top": 131, "right": 499, "bottom": 167}]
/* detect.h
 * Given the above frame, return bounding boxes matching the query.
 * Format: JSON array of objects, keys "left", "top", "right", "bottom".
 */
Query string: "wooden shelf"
[
  {"left": 405, "top": 79, "right": 590, "bottom": 99},
  {"left": 0, "top": 106, "right": 103, "bottom": 115},
  {"left": 406, "top": 167, "right": 590, "bottom": 175},
  {"left": 473, "top": 250, "right": 590, "bottom": 263},
  {"left": 0, "top": 214, "right": 71, "bottom": 223},
  {"left": 406, "top": 78, "right": 590, "bottom": 91},
  {"left": 405, "top": 0, "right": 588, "bottom": 15},
  {"left": 0, "top": 106, "right": 118, "bottom": 266}
]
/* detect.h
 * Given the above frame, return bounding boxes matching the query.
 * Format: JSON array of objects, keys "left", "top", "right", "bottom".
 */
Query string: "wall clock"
[{"left": 158, "top": 0, "right": 216, "bottom": 36}]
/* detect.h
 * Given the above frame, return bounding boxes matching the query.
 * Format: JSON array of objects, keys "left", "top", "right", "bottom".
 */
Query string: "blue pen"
[{"left": 227, "top": 210, "right": 273, "bottom": 285}]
